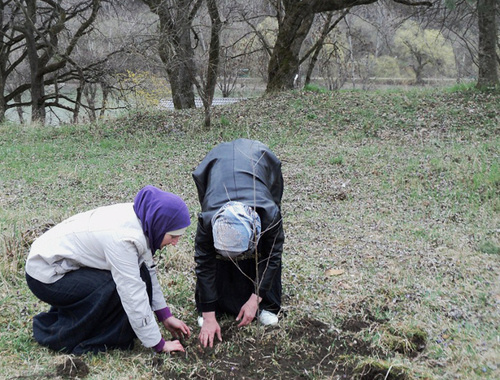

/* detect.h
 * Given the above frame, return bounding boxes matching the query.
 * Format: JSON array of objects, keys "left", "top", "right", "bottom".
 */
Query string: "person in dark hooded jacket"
[{"left": 192, "top": 139, "right": 284, "bottom": 348}]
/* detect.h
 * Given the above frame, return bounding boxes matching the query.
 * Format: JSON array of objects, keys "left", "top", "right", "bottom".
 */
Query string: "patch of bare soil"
[
  {"left": 150, "top": 312, "right": 419, "bottom": 379},
  {"left": 10, "top": 358, "right": 90, "bottom": 379}
]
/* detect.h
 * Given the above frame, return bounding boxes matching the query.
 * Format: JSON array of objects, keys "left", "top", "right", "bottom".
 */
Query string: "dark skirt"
[
  {"left": 196, "top": 256, "right": 281, "bottom": 316},
  {"left": 26, "top": 265, "right": 152, "bottom": 355}
]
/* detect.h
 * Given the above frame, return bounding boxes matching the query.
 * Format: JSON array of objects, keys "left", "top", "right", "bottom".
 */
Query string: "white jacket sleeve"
[
  {"left": 143, "top": 251, "right": 168, "bottom": 312},
  {"left": 105, "top": 238, "right": 162, "bottom": 348}
]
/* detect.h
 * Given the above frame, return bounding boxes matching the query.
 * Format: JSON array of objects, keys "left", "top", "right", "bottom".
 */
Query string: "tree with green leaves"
[{"left": 394, "top": 20, "right": 456, "bottom": 84}]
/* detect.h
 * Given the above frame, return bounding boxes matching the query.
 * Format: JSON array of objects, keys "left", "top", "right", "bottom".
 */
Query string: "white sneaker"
[
  {"left": 197, "top": 316, "right": 204, "bottom": 327},
  {"left": 259, "top": 310, "right": 278, "bottom": 326}
]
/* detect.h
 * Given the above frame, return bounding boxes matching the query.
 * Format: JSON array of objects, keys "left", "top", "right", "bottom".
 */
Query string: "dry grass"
[{"left": 0, "top": 87, "right": 499, "bottom": 379}]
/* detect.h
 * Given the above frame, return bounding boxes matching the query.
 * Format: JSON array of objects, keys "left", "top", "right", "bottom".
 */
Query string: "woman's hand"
[
  {"left": 161, "top": 339, "right": 185, "bottom": 353},
  {"left": 236, "top": 293, "right": 261, "bottom": 327},
  {"left": 162, "top": 316, "right": 191, "bottom": 339}
]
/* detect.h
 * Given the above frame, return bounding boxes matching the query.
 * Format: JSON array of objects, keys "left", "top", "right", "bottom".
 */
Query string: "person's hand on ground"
[
  {"left": 236, "top": 293, "right": 261, "bottom": 327},
  {"left": 162, "top": 316, "right": 191, "bottom": 339},
  {"left": 161, "top": 339, "right": 185, "bottom": 353},
  {"left": 199, "top": 311, "right": 222, "bottom": 348}
]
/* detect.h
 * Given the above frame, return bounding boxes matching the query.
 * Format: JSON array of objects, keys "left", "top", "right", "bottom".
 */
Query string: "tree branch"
[{"left": 392, "top": 0, "right": 433, "bottom": 7}]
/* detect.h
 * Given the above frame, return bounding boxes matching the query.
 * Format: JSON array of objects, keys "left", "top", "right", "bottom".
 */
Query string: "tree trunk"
[
  {"left": 14, "top": 94, "right": 24, "bottom": 124},
  {"left": 304, "top": 12, "right": 334, "bottom": 87},
  {"left": 202, "top": 0, "right": 222, "bottom": 129},
  {"left": 0, "top": 75, "right": 5, "bottom": 122},
  {"left": 161, "top": 21, "right": 196, "bottom": 109},
  {"left": 267, "top": 4, "right": 315, "bottom": 92},
  {"left": 166, "top": 58, "right": 197, "bottom": 110},
  {"left": 476, "top": 0, "right": 498, "bottom": 88},
  {"left": 74, "top": 79, "right": 83, "bottom": 123},
  {"left": 144, "top": 0, "right": 199, "bottom": 109},
  {"left": 24, "top": 0, "right": 45, "bottom": 123},
  {"left": 100, "top": 81, "right": 110, "bottom": 118}
]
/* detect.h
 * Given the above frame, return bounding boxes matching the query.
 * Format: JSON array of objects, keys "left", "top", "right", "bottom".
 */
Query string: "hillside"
[{"left": 1, "top": 87, "right": 499, "bottom": 379}]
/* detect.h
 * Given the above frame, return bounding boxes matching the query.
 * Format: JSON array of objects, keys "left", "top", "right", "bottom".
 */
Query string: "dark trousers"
[
  {"left": 26, "top": 265, "right": 152, "bottom": 355},
  {"left": 196, "top": 257, "right": 281, "bottom": 316}
]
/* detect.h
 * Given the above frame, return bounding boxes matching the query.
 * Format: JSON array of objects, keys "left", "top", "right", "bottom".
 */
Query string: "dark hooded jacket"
[{"left": 192, "top": 139, "right": 284, "bottom": 312}]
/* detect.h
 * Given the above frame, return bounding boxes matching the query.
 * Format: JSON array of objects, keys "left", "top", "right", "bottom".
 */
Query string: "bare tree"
[
  {"left": 196, "top": 0, "right": 222, "bottom": 128},
  {"left": 0, "top": 0, "right": 104, "bottom": 124},
  {"left": 0, "top": 2, "right": 27, "bottom": 122},
  {"left": 217, "top": 46, "right": 241, "bottom": 97},
  {"left": 141, "top": 0, "right": 202, "bottom": 109},
  {"left": 409, "top": 0, "right": 498, "bottom": 87},
  {"left": 14, "top": 0, "right": 102, "bottom": 123},
  {"left": 265, "top": 0, "right": 433, "bottom": 93},
  {"left": 427, "top": 1, "right": 478, "bottom": 82},
  {"left": 303, "top": 10, "right": 348, "bottom": 87}
]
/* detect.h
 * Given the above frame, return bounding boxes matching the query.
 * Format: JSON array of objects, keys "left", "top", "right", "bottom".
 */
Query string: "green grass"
[{"left": 1, "top": 87, "right": 499, "bottom": 379}]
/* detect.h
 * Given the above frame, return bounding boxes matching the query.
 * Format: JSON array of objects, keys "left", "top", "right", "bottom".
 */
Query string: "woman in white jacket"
[{"left": 25, "top": 185, "right": 191, "bottom": 355}]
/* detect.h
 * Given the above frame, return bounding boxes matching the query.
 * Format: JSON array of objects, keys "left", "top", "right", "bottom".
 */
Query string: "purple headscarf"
[{"left": 133, "top": 185, "right": 191, "bottom": 254}]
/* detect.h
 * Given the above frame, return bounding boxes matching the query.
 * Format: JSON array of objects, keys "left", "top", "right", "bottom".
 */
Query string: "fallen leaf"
[{"left": 326, "top": 268, "right": 345, "bottom": 276}]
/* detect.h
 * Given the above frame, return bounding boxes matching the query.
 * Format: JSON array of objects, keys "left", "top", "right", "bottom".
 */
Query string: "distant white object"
[{"left": 159, "top": 98, "right": 245, "bottom": 109}]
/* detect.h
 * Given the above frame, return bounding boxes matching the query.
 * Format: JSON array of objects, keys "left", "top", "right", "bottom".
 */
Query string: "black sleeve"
[
  {"left": 256, "top": 209, "right": 284, "bottom": 296},
  {"left": 194, "top": 213, "right": 218, "bottom": 312},
  {"left": 268, "top": 153, "right": 284, "bottom": 207}
]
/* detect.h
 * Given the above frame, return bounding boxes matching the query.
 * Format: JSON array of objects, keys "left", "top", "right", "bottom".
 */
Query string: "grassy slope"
[{"left": 0, "top": 87, "right": 499, "bottom": 379}]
